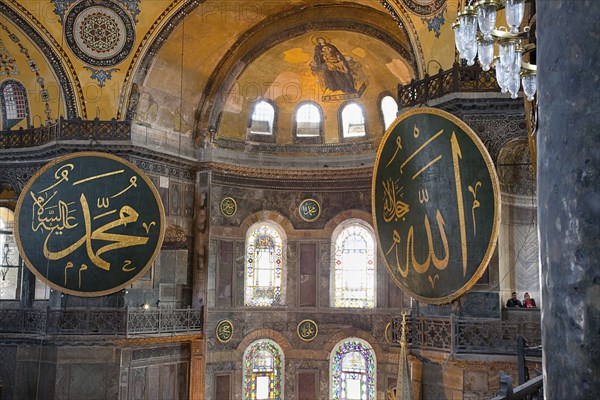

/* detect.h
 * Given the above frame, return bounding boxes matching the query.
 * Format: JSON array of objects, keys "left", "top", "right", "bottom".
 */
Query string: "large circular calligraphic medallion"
[
  {"left": 64, "top": 0, "right": 134, "bottom": 67},
  {"left": 372, "top": 108, "right": 499, "bottom": 304},
  {"left": 15, "top": 152, "right": 165, "bottom": 296}
]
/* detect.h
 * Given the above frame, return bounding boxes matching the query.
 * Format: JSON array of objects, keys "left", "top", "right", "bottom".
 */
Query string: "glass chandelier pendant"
[
  {"left": 521, "top": 63, "right": 537, "bottom": 101},
  {"left": 507, "top": 71, "right": 520, "bottom": 99},
  {"left": 452, "top": 22, "right": 465, "bottom": 55},
  {"left": 476, "top": 0, "right": 499, "bottom": 40},
  {"left": 458, "top": 6, "right": 478, "bottom": 66},
  {"left": 453, "top": 0, "right": 537, "bottom": 101},
  {"left": 499, "top": 39, "right": 517, "bottom": 73},
  {"left": 477, "top": 38, "right": 494, "bottom": 71},
  {"left": 495, "top": 61, "right": 509, "bottom": 93},
  {"left": 505, "top": 0, "right": 526, "bottom": 34}
]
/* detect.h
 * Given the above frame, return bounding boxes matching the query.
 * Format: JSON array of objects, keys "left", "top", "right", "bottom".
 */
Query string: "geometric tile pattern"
[{"left": 64, "top": 0, "right": 135, "bottom": 67}]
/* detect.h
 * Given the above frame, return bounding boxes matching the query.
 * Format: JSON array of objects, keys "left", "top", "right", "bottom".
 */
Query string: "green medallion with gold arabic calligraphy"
[
  {"left": 372, "top": 108, "right": 499, "bottom": 304},
  {"left": 15, "top": 152, "right": 165, "bottom": 297}
]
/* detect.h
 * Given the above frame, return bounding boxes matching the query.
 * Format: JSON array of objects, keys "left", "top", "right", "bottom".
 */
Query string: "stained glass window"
[
  {"left": 333, "top": 222, "right": 376, "bottom": 308},
  {"left": 330, "top": 338, "right": 376, "bottom": 400},
  {"left": 245, "top": 223, "right": 284, "bottom": 306},
  {"left": 243, "top": 339, "right": 284, "bottom": 399}
]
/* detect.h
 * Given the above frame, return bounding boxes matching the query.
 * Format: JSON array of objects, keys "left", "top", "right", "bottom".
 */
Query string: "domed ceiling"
[{"left": 1, "top": 0, "right": 457, "bottom": 149}]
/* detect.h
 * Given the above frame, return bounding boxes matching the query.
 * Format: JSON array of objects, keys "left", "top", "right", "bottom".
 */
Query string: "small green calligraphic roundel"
[
  {"left": 297, "top": 319, "right": 318, "bottom": 341},
  {"left": 216, "top": 320, "right": 234, "bottom": 343},
  {"left": 220, "top": 197, "right": 237, "bottom": 217},
  {"left": 15, "top": 152, "right": 165, "bottom": 297},
  {"left": 299, "top": 199, "right": 321, "bottom": 222},
  {"left": 372, "top": 108, "right": 499, "bottom": 304}
]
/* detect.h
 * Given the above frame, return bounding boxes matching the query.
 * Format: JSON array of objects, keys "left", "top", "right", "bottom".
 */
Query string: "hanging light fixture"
[{"left": 453, "top": 0, "right": 537, "bottom": 100}]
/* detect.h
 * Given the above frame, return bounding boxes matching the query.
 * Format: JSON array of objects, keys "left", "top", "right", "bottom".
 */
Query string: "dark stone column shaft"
[{"left": 537, "top": 0, "right": 600, "bottom": 398}]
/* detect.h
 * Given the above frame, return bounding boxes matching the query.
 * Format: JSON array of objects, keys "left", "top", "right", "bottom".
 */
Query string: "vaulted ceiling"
[{"left": 1, "top": 0, "right": 457, "bottom": 145}]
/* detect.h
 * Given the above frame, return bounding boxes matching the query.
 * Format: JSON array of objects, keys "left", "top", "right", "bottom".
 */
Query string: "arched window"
[
  {"left": 341, "top": 102, "right": 366, "bottom": 138},
  {"left": 245, "top": 222, "right": 284, "bottom": 306},
  {"left": 330, "top": 338, "right": 376, "bottom": 400},
  {"left": 243, "top": 339, "right": 284, "bottom": 400},
  {"left": 380, "top": 95, "right": 398, "bottom": 130},
  {"left": 0, "top": 207, "right": 21, "bottom": 300},
  {"left": 332, "top": 221, "right": 376, "bottom": 308},
  {"left": 1, "top": 80, "right": 30, "bottom": 130},
  {"left": 250, "top": 100, "right": 275, "bottom": 135},
  {"left": 294, "top": 102, "right": 322, "bottom": 138}
]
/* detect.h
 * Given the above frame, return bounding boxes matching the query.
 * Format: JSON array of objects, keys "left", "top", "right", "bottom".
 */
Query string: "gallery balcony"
[
  {"left": 0, "top": 117, "right": 195, "bottom": 159},
  {"left": 0, "top": 306, "right": 203, "bottom": 338},
  {"left": 398, "top": 62, "right": 501, "bottom": 109}
]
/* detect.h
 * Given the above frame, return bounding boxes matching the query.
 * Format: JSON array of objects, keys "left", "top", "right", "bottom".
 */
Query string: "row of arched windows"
[
  {"left": 249, "top": 95, "right": 398, "bottom": 140},
  {"left": 244, "top": 219, "right": 377, "bottom": 308},
  {"left": 243, "top": 337, "right": 376, "bottom": 399}
]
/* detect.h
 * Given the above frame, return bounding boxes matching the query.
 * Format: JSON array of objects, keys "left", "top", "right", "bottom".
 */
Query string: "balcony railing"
[
  {"left": 398, "top": 62, "right": 500, "bottom": 108},
  {"left": 0, "top": 307, "right": 203, "bottom": 337},
  {"left": 390, "top": 314, "right": 541, "bottom": 355},
  {"left": 0, "top": 117, "right": 131, "bottom": 149}
]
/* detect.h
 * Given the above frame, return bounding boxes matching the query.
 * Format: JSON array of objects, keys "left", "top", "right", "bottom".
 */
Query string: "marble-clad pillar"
[{"left": 537, "top": 0, "right": 600, "bottom": 397}]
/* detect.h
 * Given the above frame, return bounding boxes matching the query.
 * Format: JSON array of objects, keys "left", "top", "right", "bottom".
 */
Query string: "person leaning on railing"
[
  {"left": 506, "top": 291, "right": 523, "bottom": 308},
  {"left": 522, "top": 292, "right": 537, "bottom": 308}
]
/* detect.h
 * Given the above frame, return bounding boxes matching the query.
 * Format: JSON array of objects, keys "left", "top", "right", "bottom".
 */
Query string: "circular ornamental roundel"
[
  {"left": 64, "top": 0, "right": 135, "bottom": 67},
  {"left": 14, "top": 152, "right": 165, "bottom": 297},
  {"left": 372, "top": 108, "right": 499, "bottom": 304}
]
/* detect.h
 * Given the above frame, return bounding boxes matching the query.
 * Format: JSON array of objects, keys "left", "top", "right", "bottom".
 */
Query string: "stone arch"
[
  {"left": 322, "top": 209, "right": 373, "bottom": 237},
  {"left": 236, "top": 328, "right": 292, "bottom": 357},
  {"left": 323, "top": 327, "right": 383, "bottom": 360}
]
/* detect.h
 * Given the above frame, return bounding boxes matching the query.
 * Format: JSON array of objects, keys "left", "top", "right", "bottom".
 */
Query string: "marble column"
[{"left": 537, "top": 1, "right": 600, "bottom": 398}]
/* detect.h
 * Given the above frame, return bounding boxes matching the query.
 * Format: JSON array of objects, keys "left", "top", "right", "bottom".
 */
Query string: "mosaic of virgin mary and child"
[{"left": 310, "top": 36, "right": 366, "bottom": 100}]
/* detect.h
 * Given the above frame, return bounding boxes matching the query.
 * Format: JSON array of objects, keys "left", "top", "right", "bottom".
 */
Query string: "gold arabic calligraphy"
[
  {"left": 381, "top": 126, "right": 485, "bottom": 288},
  {"left": 29, "top": 164, "right": 157, "bottom": 288}
]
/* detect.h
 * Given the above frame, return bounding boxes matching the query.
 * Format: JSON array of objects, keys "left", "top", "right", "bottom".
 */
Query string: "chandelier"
[{"left": 453, "top": 0, "right": 537, "bottom": 100}]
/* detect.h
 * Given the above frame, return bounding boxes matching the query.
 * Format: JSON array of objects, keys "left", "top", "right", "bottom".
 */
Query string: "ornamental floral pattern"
[
  {"left": 330, "top": 338, "right": 376, "bottom": 400},
  {"left": 243, "top": 340, "right": 284, "bottom": 399},
  {"left": 245, "top": 224, "right": 283, "bottom": 306}
]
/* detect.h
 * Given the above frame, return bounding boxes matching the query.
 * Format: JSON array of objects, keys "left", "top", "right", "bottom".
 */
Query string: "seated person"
[
  {"left": 506, "top": 291, "right": 523, "bottom": 308},
  {"left": 523, "top": 292, "right": 537, "bottom": 308}
]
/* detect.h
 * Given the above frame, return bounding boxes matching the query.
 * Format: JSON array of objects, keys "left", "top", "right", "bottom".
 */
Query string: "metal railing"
[
  {"left": 398, "top": 62, "right": 501, "bottom": 108},
  {"left": 0, "top": 117, "right": 131, "bottom": 149},
  {"left": 390, "top": 314, "right": 541, "bottom": 355},
  {"left": 492, "top": 374, "right": 543, "bottom": 400},
  {"left": 0, "top": 307, "right": 203, "bottom": 336}
]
